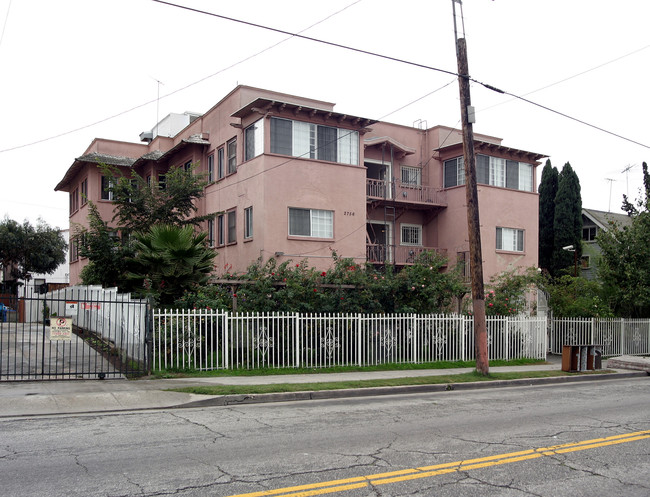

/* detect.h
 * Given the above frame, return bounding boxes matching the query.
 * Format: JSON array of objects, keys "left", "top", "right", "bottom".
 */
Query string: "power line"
[
  {"left": 0, "top": 0, "right": 363, "bottom": 154},
  {"left": 153, "top": 0, "right": 650, "bottom": 150}
]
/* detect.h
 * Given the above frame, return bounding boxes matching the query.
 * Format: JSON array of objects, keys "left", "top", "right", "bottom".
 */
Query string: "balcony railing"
[
  {"left": 366, "top": 244, "right": 448, "bottom": 265},
  {"left": 366, "top": 179, "right": 447, "bottom": 206}
]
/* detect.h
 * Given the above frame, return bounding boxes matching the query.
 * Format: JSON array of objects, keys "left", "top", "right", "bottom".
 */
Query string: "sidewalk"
[{"left": 0, "top": 356, "right": 646, "bottom": 417}]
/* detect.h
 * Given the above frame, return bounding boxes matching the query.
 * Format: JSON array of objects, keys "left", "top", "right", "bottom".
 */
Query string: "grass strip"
[
  {"left": 167, "top": 370, "right": 613, "bottom": 396},
  {"left": 151, "top": 358, "right": 546, "bottom": 379}
]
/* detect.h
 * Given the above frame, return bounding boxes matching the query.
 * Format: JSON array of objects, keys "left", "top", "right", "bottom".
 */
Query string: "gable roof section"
[{"left": 582, "top": 208, "right": 633, "bottom": 230}]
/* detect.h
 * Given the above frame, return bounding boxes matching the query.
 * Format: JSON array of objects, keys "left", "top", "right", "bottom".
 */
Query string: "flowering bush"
[{"left": 175, "top": 251, "right": 467, "bottom": 314}]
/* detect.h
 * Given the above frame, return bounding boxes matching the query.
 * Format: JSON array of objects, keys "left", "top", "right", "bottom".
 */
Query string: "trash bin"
[{"left": 561, "top": 344, "right": 602, "bottom": 372}]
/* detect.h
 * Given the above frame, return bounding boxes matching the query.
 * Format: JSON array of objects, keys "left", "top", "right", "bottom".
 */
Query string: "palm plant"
[{"left": 128, "top": 224, "right": 216, "bottom": 306}]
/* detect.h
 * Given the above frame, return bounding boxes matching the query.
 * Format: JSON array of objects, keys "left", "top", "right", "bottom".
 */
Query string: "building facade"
[{"left": 55, "top": 86, "right": 545, "bottom": 286}]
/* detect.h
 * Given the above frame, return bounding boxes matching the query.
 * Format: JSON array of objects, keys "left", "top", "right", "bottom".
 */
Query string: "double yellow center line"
[{"left": 227, "top": 429, "right": 650, "bottom": 497}]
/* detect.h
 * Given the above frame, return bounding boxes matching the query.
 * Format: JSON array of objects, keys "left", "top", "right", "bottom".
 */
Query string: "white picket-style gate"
[{"left": 152, "top": 311, "right": 547, "bottom": 371}]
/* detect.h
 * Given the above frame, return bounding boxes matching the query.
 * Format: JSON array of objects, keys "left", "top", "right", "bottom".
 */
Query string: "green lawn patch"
[
  {"left": 167, "top": 369, "right": 613, "bottom": 396},
  {"left": 149, "top": 358, "right": 547, "bottom": 379}
]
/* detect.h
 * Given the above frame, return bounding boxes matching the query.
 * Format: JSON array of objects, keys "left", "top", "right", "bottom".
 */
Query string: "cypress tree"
[
  {"left": 552, "top": 162, "right": 582, "bottom": 276},
  {"left": 538, "top": 160, "right": 558, "bottom": 272}
]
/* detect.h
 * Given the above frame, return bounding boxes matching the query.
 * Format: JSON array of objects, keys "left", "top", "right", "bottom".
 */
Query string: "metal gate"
[{"left": 0, "top": 288, "right": 151, "bottom": 380}]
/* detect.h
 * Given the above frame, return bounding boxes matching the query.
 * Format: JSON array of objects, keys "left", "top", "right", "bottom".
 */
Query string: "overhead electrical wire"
[
  {"left": 152, "top": 0, "right": 650, "bottom": 150},
  {"left": 2, "top": 0, "right": 648, "bottom": 154}
]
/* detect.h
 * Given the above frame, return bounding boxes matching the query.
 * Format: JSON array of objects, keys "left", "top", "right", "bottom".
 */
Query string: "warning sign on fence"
[{"left": 50, "top": 317, "right": 72, "bottom": 341}]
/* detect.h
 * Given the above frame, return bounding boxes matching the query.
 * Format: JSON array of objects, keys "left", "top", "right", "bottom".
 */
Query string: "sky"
[{"left": 1, "top": 0, "right": 648, "bottom": 230}]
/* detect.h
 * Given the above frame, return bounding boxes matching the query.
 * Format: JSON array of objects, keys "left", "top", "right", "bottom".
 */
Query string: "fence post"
[
  {"left": 590, "top": 317, "right": 595, "bottom": 345},
  {"left": 223, "top": 311, "right": 230, "bottom": 369},
  {"left": 357, "top": 313, "right": 362, "bottom": 367},
  {"left": 412, "top": 314, "right": 418, "bottom": 363},
  {"left": 505, "top": 316, "right": 510, "bottom": 362},
  {"left": 295, "top": 313, "right": 300, "bottom": 368},
  {"left": 620, "top": 317, "right": 625, "bottom": 355},
  {"left": 460, "top": 314, "right": 466, "bottom": 362}
]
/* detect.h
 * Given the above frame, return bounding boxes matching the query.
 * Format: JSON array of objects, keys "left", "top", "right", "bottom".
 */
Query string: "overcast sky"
[{"left": 1, "top": 0, "right": 648, "bottom": 230}]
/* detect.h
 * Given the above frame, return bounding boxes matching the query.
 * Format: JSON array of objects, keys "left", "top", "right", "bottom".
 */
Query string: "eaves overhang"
[
  {"left": 231, "top": 97, "right": 377, "bottom": 129},
  {"left": 435, "top": 140, "right": 547, "bottom": 163},
  {"left": 130, "top": 135, "right": 211, "bottom": 168},
  {"left": 364, "top": 136, "right": 416, "bottom": 156},
  {"left": 55, "top": 152, "right": 136, "bottom": 192}
]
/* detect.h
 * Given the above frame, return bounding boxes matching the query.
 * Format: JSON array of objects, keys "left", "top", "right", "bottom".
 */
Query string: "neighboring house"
[
  {"left": 581, "top": 208, "right": 633, "bottom": 280},
  {"left": 0, "top": 229, "right": 70, "bottom": 296},
  {"left": 55, "top": 85, "right": 545, "bottom": 286}
]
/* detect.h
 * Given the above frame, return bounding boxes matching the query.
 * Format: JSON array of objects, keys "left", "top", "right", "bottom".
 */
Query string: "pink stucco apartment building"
[{"left": 55, "top": 85, "right": 545, "bottom": 286}]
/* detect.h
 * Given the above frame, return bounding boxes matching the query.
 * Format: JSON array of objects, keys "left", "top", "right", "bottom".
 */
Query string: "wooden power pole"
[{"left": 453, "top": 1, "right": 489, "bottom": 375}]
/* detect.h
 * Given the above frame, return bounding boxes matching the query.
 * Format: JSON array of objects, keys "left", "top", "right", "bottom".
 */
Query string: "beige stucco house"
[{"left": 55, "top": 86, "right": 545, "bottom": 285}]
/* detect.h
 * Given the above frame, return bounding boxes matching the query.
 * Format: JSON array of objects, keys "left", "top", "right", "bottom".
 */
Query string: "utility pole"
[{"left": 452, "top": 0, "right": 488, "bottom": 375}]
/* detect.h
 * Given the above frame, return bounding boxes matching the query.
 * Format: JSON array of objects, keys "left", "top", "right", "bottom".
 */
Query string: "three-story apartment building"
[{"left": 56, "top": 86, "right": 545, "bottom": 285}]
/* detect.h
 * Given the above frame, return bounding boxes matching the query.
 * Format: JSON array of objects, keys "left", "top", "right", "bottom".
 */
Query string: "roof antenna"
[
  {"left": 604, "top": 178, "right": 616, "bottom": 212},
  {"left": 151, "top": 77, "right": 164, "bottom": 138}
]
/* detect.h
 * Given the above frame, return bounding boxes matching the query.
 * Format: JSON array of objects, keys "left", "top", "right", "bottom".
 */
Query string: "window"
[
  {"left": 146, "top": 175, "right": 151, "bottom": 188},
  {"left": 270, "top": 117, "right": 359, "bottom": 165},
  {"left": 401, "top": 224, "right": 422, "bottom": 246},
  {"left": 158, "top": 174, "right": 166, "bottom": 190},
  {"left": 401, "top": 166, "right": 421, "bottom": 186},
  {"left": 444, "top": 157, "right": 465, "bottom": 187},
  {"left": 489, "top": 157, "right": 505, "bottom": 188},
  {"left": 496, "top": 227, "right": 524, "bottom": 252},
  {"left": 289, "top": 208, "right": 333, "bottom": 238},
  {"left": 583, "top": 226, "right": 597, "bottom": 241},
  {"left": 80, "top": 178, "right": 88, "bottom": 205},
  {"left": 227, "top": 210, "right": 236, "bottom": 244},
  {"left": 207, "top": 154, "right": 214, "bottom": 182},
  {"left": 245, "top": 119, "right": 264, "bottom": 161},
  {"left": 70, "top": 187, "right": 79, "bottom": 214},
  {"left": 227, "top": 138, "right": 237, "bottom": 174},
  {"left": 183, "top": 160, "right": 192, "bottom": 172},
  {"left": 100, "top": 176, "right": 114, "bottom": 200},
  {"left": 207, "top": 218, "right": 214, "bottom": 247},
  {"left": 244, "top": 206, "right": 253, "bottom": 239},
  {"left": 445, "top": 154, "right": 533, "bottom": 192},
  {"left": 71, "top": 238, "right": 79, "bottom": 262},
  {"left": 217, "top": 214, "right": 225, "bottom": 246},
  {"left": 217, "top": 148, "right": 225, "bottom": 179}
]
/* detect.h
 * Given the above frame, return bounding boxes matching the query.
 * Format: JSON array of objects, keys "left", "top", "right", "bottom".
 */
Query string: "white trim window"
[
  {"left": 401, "top": 224, "right": 422, "bottom": 246},
  {"left": 227, "top": 138, "right": 237, "bottom": 174},
  {"left": 207, "top": 154, "right": 214, "bottom": 182},
  {"left": 496, "top": 227, "right": 524, "bottom": 252},
  {"left": 401, "top": 166, "right": 421, "bottom": 186},
  {"left": 100, "top": 176, "right": 114, "bottom": 200},
  {"left": 270, "top": 117, "right": 359, "bottom": 165},
  {"left": 217, "top": 148, "right": 225, "bottom": 179},
  {"left": 489, "top": 157, "right": 505, "bottom": 188},
  {"left": 444, "top": 157, "right": 465, "bottom": 187},
  {"left": 244, "top": 206, "right": 253, "bottom": 239},
  {"left": 289, "top": 208, "right": 333, "bottom": 238},
  {"left": 227, "top": 210, "right": 236, "bottom": 244},
  {"left": 207, "top": 218, "right": 215, "bottom": 247},
  {"left": 244, "top": 119, "right": 264, "bottom": 161}
]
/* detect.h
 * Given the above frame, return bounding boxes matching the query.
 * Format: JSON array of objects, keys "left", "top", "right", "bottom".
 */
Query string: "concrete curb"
[{"left": 172, "top": 371, "right": 648, "bottom": 409}]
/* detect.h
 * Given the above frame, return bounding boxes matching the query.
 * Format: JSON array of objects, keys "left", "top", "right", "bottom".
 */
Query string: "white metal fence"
[
  {"left": 550, "top": 317, "right": 650, "bottom": 356},
  {"left": 152, "top": 311, "right": 547, "bottom": 371}
]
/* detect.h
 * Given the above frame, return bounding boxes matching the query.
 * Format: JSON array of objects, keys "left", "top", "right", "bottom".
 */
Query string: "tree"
[
  {"left": 75, "top": 202, "right": 134, "bottom": 288},
  {"left": 127, "top": 224, "right": 216, "bottom": 306},
  {"left": 0, "top": 217, "right": 67, "bottom": 293},
  {"left": 552, "top": 162, "right": 582, "bottom": 276},
  {"left": 538, "top": 160, "right": 558, "bottom": 273},
  {"left": 598, "top": 162, "right": 650, "bottom": 317},
  {"left": 100, "top": 163, "right": 212, "bottom": 233}
]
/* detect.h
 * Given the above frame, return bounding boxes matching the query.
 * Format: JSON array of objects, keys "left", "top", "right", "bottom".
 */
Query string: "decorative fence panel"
[
  {"left": 550, "top": 318, "right": 650, "bottom": 356},
  {"left": 152, "top": 311, "right": 548, "bottom": 371}
]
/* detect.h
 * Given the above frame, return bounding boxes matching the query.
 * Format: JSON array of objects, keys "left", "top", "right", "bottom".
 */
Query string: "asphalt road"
[{"left": 1, "top": 377, "right": 648, "bottom": 496}]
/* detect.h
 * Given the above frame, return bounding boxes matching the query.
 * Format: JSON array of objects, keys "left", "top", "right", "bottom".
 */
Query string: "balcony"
[
  {"left": 366, "top": 179, "right": 447, "bottom": 207},
  {"left": 366, "top": 244, "right": 448, "bottom": 266}
]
